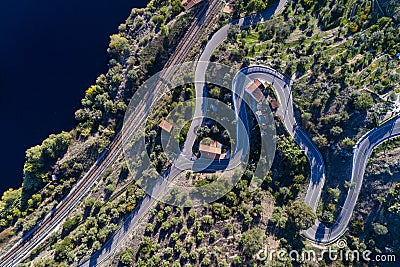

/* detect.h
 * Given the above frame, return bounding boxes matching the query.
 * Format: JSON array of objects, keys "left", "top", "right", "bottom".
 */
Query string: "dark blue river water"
[{"left": 0, "top": 0, "right": 148, "bottom": 194}]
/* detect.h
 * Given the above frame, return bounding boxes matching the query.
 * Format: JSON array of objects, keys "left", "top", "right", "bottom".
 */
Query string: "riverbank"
[{"left": 0, "top": 0, "right": 148, "bottom": 194}]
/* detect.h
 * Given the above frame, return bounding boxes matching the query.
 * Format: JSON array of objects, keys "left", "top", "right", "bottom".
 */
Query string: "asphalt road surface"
[
  {"left": 2, "top": 0, "right": 399, "bottom": 266},
  {"left": 77, "top": 2, "right": 289, "bottom": 266},
  {"left": 195, "top": 0, "right": 400, "bottom": 245},
  {"left": 0, "top": 0, "right": 223, "bottom": 266},
  {"left": 237, "top": 67, "right": 400, "bottom": 244},
  {"left": 302, "top": 116, "right": 400, "bottom": 243}
]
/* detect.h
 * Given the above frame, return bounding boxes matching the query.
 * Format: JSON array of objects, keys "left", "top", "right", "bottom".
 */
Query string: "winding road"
[
  {"left": 0, "top": 0, "right": 223, "bottom": 266},
  {"left": 2, "top": 0, "right": 399, "bottom": 266},
  {"left": 78, "top": 2, "right": 289, "bottom": 266},
  {"left": 77, "top": 0, "right": 400, "bottom": 253},
  {"left": 194, "top": 0, "right": 400, "bottom": 245},
  {"left": 236, "top": 66, "right": 400, "bottom": 244},
  {"left": 303, "top": 116, "right": 400, "bottom": 243}
]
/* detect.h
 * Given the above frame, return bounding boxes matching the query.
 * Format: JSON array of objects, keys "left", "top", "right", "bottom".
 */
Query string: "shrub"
[
  {"left": 119, "top": 249, "right": 134, "bottom": 266},
  {"left": 372, "top": 223, "right": 388, "bottom": 235},
  {"left": 239, "top": 228, "right": 265, "bottom": 259}
]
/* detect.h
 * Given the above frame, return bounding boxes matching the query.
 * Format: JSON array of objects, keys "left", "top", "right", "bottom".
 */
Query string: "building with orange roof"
[
  {"left": 182, "top": 0, "right": 204, "bottom": 10},
  {"left": 247, "top": 79, "right": 265, "bottom": 102},
  {"left": 159, "top": 120, "right": 173, "bottom": 133},
  {"left": 223, "top": 5, "right": 233, "bottom": 14},
  {"left": 199, "top": 140, "right": 222, "bottom": 159}
]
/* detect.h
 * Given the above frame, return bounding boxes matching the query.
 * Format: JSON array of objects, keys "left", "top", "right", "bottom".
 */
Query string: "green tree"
[
  {"left": 246, "top": 0, "right": 267, "bottom": 13},
  {"left": 23, "top": 132, "right": 72, "bottom": 193},
  {"left": 170, "top": 0, "right": 183, "bottom": 16},
  {"left": 321, "top": 210, "right": 335, "bottom": 224},
  {"left": 227, "top": 25, "right": 240, "bottom": 44},
  {"left": 152, "top": 14, "right": 165, "bottom": 25},
  {"left": 353, "top": 93, "right": 373, "bottom": 111},
  {"left": 350, "top": 218, "right": 364, "bottom": 235},
  {"left": 270, "top": 207, "right": 288, "bottom": 228},
  {"left": 327, "top": 187, "right": 340, "bottom": 202},
  {"left": 202, "top": 215, "right": 214, "bottom": 225},
  {"left": 389, "top": 92, "right": 397, "bottom": 101},
  {"left": 372, "top": 223, "right": 388, "bottom": 235},
  {"left": 105, "top": 184, "right": 115, "bottom": 194},
  {"left": 341, "top": 137, "right": 355, "bottom": 149},
  {"left": 137, "top": 237, "right": 154, "bottom": 259},
  {"left": 287, "top": 201, "right": 317, "bottom": 230},
  {"left": 62, "top": 215, "right": 81, "bottom": 233},
  {"left": 120, "top": 249, "right": 134, "bottom": 266},
  {"left": 109, "top": 34, "right": 129, "bottom": 53},
  {"left": 0, "top": 188, "right": 22, "bottom": 227},
  {"left": 232, "top": 255, "right": 242, "bottom": 266},
  {"left": 330, "top": 126, "right": 343, "bottom": 136},
  {"left": 54, "top": 237, "right": 73, "bottom": 261},
  {"left": 348, "top": 22, "right": 359, "bottom": 33},
  {"left": 201, "top": 257, "right": 211, "bottom": 266},
  {"left": 312, "top": 135, "right": 328, "bottom": 147},
  {"left": 304, "top": 0, "right": 314, "bottom": 7}
]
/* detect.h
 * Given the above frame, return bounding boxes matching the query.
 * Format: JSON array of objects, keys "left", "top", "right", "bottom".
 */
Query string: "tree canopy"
[
  {"left": 287, "top": 201, "right": 317, "bottom": 230},
  {"left": 246, "top": 0, "right": 267, "bottom": 13},
  {"left": 23, "top": 131, "right": 72, "bottom": 193},
  {"left": 239, "top": 227, "right": 266, "bottom": 259}
]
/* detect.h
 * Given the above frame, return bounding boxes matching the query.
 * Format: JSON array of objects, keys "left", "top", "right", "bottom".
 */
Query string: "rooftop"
[
  {"left": 199, "top": 140, "right": 222, "bottom": 158},
  {"left": 182, "top": 0, "right": 204, "bottom": 10},
  {"left": 159, "top": 120, "right": 173, "bottom": 133},
  {"left": 270, "top": 99, "right": 279, "bottom": 110},
  {"left": 223, "top": 5, "right": 233, "bottom": 14},
  {"left": 247, "top": 79, "right": 265, "bottom": 102}
]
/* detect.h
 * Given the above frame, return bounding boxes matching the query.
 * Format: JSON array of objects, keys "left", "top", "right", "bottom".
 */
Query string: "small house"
[
  {"left": 199, "top": 140, "right": 222, "bottom": 159},
  {"left": 247, "top": 79, "right": 265, "bottom": 103},
  {"left": 182, "top": 0, "right": 204, "bottom": 10},
  {"left": 159, "top": 120, "right": 173, "bottom": 133},
  {"left": 223, "top": 5, "right": 233, "bottom": 14}
]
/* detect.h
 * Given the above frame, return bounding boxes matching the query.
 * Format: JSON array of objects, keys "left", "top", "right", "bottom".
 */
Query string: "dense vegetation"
[
  {"left": 0, "top": 0, "right": 399, "bottom": 266},
  {"left": 211, "top": 0, "right": 400, "bottom": 264},
  {"left": 0, "top": 0, "right": 192, "bottom": 253}
]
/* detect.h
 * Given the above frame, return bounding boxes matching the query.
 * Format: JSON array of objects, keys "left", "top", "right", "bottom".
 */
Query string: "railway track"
[
  {"left": 0, "top": 1, "right": 222, "bottom": 266},
  {"left": 0, "top": 133, "right": 123, "bottom": 266}
]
